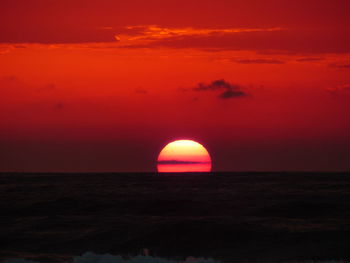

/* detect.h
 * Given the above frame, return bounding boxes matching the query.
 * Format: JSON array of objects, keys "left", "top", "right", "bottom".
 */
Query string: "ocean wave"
[
  {"left": 2, "top": 252, "right": 219, "bottom": 263},
  {"left": 2, "top": 253, "right": 346, "bottom": 263}
]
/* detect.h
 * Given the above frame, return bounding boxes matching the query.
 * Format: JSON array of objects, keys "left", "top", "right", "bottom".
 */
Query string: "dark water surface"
[{"left": 0, "top": 172, "right": 350, "bottom": 262}]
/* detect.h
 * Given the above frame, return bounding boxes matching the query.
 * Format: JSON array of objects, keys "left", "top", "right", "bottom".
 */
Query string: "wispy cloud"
[
  {"left": 329, "top": 63, "right": 350, "bottom": 69},
  {"left": 326, "top": 84, "right": 350, "bottom": 95},
  {"left": 135, "top": 88, "right": 148, "bottom": 94},
  {"left": 53, "top": 102, "right": 65, "bottom": 110},
  {"left": 2, "top": 24, "right": 349, "bottom": 54},
  {"left": 233, "top": 58, "right": 285, "bottom": 64},
  {"left": 115, "top": 25, "right": 283, "bottom": 41},
  {"left": 37, "top": 83, "right": 56, "bottom": 92},
  {"left": 114, "top": 26, "right": 350, "bottom": 54},
  {"left": 296, "top": 57, "right": 324, "bottom": 62}
]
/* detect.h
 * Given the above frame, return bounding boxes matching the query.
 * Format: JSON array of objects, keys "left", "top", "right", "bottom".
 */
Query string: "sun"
[{"left": 157, "top": 139, "right": 212, "bottom": 173}]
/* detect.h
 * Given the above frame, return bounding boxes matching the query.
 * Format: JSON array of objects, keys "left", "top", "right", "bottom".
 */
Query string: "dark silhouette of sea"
[{"left": 0, "top": 172, "right": 349, "bottom": 263}]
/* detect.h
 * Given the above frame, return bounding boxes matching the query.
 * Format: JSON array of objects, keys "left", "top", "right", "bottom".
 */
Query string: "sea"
[{"left": 0, "top": 172, "right": 349, "bottom": 263}]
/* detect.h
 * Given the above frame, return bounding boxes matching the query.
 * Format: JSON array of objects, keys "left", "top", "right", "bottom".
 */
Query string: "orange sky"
[{"left": 0, "top": 0, "right": 350, "bottom": 172}]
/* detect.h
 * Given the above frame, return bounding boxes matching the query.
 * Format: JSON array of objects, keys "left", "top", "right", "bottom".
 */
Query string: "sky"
[{"left": 0, "top": 0, "right": 350, "bottom": 172}]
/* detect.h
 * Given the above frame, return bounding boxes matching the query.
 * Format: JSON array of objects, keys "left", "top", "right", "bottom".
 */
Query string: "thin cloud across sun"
[{"left": 157, "top": 139, "right": 212, "bottom": 173}]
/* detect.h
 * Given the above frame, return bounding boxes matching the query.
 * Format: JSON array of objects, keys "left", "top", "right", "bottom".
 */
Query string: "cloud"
[
  {"left": 0, "top": 77, "right": 66, "bottom": 111},
  {"left": 135, "top": 88, "right": 148, "bottom": 94},
  {"left": 37, "top": 83, "right": 56, "bottom": 92},
  {"left": 233, "top": 58, "right": 285, "bottom": 64},
  {"left": 193, "top": 79, "right": 247, "bottom": 100},
  {"left": 54, "top": 102, "right": 65, "bottom": 110},
  {"left": 115, "top": 25, "right": 283, "bottom": 41},
  {"left": 218, "top": 89, "right": 246, "bottom": 99},
  {"left": 0, "top": 76, "right": 58, "bottom": 97},
  {"left": 1, "top": 75, "right": 18, "bottom": 82},
  {"left": 125, "top": 26, "right": 350, "bottom": 54},
  {"left": 329, "top": 63, "right": 350, "bottom": 69},
  {"left": 326, "top": 84, "right": 350, "bottom": 95},
  {"left": 13, "top": 45, "right": 27, "bottom": 49},
  {"left": 0, "top": 75, "right": 25, "bottom": 95},
  {"left": 296, "top": 57, "right": 324, "bottom": 62},
  {"left": 1, "top": 22, "right": 349, "bottom": 54}
]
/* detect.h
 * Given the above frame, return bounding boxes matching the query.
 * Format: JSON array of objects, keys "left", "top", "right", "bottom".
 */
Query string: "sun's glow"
[{"left": 157, "top": 139, "right": 212, "bottom": 173}]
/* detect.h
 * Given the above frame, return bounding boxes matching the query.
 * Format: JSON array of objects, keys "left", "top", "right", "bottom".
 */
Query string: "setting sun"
[{"left": 157, "top": 140, "right": 212, "bottom": 173}]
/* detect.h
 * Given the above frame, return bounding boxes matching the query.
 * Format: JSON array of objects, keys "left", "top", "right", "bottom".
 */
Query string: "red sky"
[{"left": 1, "top": 0, "right": 350, "bottom": 172}]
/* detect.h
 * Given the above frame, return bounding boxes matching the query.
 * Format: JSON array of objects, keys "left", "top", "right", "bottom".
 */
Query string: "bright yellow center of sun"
[{"left": 157, "top": 139, "right": 212, "bottom": 173}]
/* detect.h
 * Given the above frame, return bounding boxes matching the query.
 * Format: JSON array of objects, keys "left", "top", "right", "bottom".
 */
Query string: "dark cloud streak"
[
  {"left": 53, "top": 102, "right": 65, "bottom": 110},
  {"left": 234, "top": 59, "right": 285, "bottom": 64},
  {"left": 329, "top": 63, "right": 350, "bottom": 69},
  {"left": 194, "top": 79, "right": 247, "bottom": 100},
  {"left": 158, "top": 160, "right": 210, "bottom": 164},
  {"left": 135, "top": 88, "right": 148, "bottom": 94},
  {"left": 149, "top": 29, "right": 350, "bottom": 54}
]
